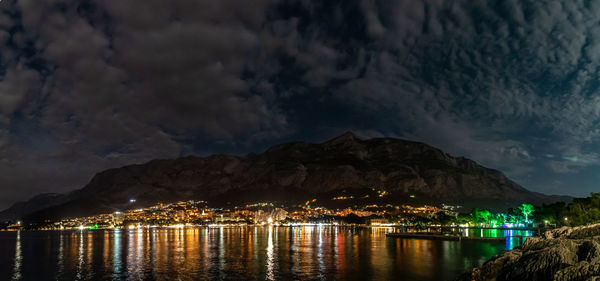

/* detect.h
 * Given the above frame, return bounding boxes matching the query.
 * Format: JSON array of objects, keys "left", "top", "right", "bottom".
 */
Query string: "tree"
[
  {"left": 471, "top": 208, "right": 493, "bottom": 226},
  {"left": 434, "top": 212, "right": 455, "bottom": 226},
  {"left": 496, "top": 213, "right": 507, "bottom": 225},
  {"left": 518, "top": 203, "right": 535, "bottom": 223}
]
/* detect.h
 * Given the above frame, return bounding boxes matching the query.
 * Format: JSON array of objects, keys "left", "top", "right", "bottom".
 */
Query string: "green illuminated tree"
[
  {"left": 471, "top": 208, "right": 493, "bottom": 226},
  {"left": 518, "top": 203, "right": 535, "bottom": 223},
  {"left": 496, "top": 213, "right": 507, "bottom": 225}
]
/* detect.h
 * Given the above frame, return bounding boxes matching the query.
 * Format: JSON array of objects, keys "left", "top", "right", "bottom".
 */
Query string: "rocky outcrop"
[
  {"left": 1, "top": 132, "right": 569, "bottom": 220},
  {"left": 458, "top": 224, "right": 600, "bottom": 281}
]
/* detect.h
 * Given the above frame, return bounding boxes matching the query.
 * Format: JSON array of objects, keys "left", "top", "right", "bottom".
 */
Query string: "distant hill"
[
  {"left": 0, "top": 193, "right": 68, "bottom": 221},
  {"left": 0, "top": 132, "right": 570, "bottom": 221}
]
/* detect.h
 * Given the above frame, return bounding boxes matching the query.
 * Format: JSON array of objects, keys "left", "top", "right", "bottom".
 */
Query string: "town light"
[{"left": 268, "top": 217, "right": 274, "bottom": 224}]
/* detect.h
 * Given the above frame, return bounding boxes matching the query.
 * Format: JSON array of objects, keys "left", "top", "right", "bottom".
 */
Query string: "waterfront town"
[
  {"left": 3, "top": 199, "right": 459, "bottom": 230},
  {"left": 7, "top": 192, "right": 597, "bottom": 231},
  {"left": 7, "top": 193, "right": 598, "bottom": 232}
]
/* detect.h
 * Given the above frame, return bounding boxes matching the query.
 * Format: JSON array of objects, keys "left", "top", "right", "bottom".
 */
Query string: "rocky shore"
[{"left": 457, "top": 224, "right": 600, "bottom": 281}]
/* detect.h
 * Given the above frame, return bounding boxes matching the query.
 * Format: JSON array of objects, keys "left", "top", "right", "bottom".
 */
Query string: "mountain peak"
[{"left": 326, "top": 131, "right": 359, "bottom": 144}]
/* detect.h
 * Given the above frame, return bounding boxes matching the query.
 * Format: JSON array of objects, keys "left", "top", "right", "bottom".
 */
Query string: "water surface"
[{"left": 0, "top": 227, "right": 507, "bottom": 281}]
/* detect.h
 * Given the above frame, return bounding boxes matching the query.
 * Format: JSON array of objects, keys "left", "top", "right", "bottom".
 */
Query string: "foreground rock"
[{"left": 457, "top": 224, "right": 600, "bottom": 281}]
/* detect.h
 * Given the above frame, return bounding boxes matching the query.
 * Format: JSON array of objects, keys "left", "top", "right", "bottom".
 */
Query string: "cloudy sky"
[{"left": 0, "top": 0, "right": 599, "bottom": 209}]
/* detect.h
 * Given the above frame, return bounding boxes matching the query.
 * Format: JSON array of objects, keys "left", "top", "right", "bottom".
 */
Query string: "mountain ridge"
[{"left": 0, "top": 132, "right": 570, "bottom": 221}]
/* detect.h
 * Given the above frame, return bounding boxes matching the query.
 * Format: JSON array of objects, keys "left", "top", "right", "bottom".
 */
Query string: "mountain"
[
  {"left": 0, "top": 193, "right": 68, "bottom": 221},
  {"left": 1, "top": 132, "right": 569, "bottom": 221}
]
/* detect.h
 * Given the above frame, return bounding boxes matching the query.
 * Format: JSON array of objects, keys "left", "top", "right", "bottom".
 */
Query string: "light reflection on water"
[
  {"left": 113, "top": 229, "right": 121, "bottom": 279},
  {"left": 76, "top": 230, "right": 84, "bottom": 280},
  {"left": 266, "top": 226, "right": 275, "bottom": 281},
  {"left": 10, "top": 231, "right": 21, "bottom": 281},
  {"left": 1, "top": 227, "right": 508, "bottom": 281},
  {"left": 455, "top": 228, "right": 533, "bottom": 249},
  {"left": 57, "top": 232, "right": 64, "bottom": 279}
]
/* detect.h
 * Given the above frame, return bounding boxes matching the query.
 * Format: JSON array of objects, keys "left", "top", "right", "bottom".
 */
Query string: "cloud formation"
[{"left": 0, "top": 0, "right": 599, "bottom": 208}]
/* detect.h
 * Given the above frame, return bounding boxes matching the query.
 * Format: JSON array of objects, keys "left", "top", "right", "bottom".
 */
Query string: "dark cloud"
[{"left": 0, "top": 0, "right": 599, "bottom": 209}]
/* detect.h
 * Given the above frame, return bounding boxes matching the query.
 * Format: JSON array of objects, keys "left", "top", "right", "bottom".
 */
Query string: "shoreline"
[{"left": 2, "top": 224, "right": 546, "bottom": 232}]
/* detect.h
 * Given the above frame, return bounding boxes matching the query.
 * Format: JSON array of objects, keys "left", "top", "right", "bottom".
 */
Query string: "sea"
[{"left": 0, "top": 226, "right": 530, "bottom": 281}]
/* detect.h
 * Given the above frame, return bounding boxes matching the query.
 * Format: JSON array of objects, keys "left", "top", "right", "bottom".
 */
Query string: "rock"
[{"left": 457, "top": 224, "right": 600, "bottom": 281}]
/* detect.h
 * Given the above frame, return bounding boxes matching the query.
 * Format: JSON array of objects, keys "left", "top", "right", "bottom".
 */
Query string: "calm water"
[{"left": 0, "top": 227, "right": 509, "bottom": 281}]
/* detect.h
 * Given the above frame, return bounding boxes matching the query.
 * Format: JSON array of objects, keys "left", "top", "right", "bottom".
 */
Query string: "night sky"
[{"left": 0, "top": 0, "right": 598, "bottom": 209}]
